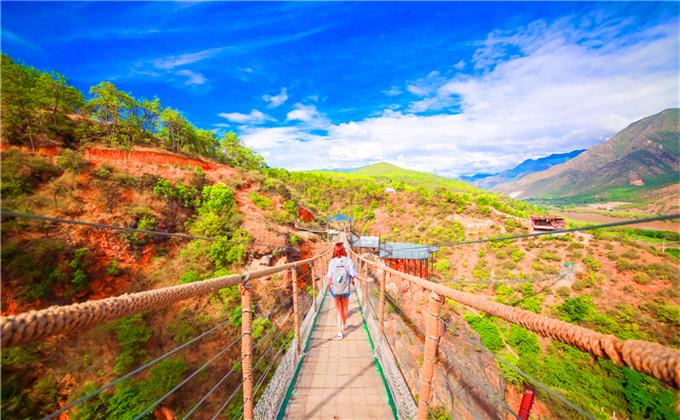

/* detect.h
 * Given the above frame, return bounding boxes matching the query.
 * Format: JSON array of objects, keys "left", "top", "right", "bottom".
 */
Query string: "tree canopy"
[{"left": 1, "top": 54, "right": 266, "bottom": 169}]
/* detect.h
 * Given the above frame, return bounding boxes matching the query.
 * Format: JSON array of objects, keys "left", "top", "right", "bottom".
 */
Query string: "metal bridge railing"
[{"left": 347, "top": 243, "right": 680, "bottom": 420}]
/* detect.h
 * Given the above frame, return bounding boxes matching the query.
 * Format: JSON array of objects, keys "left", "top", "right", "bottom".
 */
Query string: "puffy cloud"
[
  {"left": 262, "top": 87, "right": 288, "bottom": 108},
  {"left": 218, "top": 109, "right": 275, "bottom": 124},
  {"left": 175, "top": 69, "right": 206, "bottom": 85},
  {"left": 243, "top": 13, "right": 679, "bottom": 177},
  {"left": 286, "top": 103, "right": 330, "bottom": 127}
]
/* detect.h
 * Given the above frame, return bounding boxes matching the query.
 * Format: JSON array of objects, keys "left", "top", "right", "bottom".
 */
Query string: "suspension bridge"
[{"left": 1, "top": 211, "right": 679, "bottom": 420}]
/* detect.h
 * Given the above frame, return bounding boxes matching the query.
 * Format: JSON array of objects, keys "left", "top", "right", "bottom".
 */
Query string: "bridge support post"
[
  {"left": 378, "top": 269, "right": 386, "bottom": 335},
  {"left": 417, "top": 291, "right": 444, "bottom": 420},
  {"left": 311, "top": 263, "right": 317, "bottom": 313},
  {"left": 292, "top": 269, "right": 301, "bottom": 355},
  {"left": 240, "top": 276, "right": 254, "bottom": 420}
]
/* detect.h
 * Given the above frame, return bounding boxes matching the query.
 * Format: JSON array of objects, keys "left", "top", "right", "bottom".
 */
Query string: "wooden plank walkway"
[{"left": 283, "top": 291, "right": 395, "bottom": 419}]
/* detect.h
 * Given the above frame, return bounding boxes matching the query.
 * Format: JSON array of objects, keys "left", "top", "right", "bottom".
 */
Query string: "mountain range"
[
  {"left": 492, "top": 108, "right": 679, "bottom": 200},
  {"left": 460, "top": 149, "right": 585, "bottom": 189}
]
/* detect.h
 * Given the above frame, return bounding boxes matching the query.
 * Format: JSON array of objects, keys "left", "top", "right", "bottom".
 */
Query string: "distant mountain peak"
[
  {"left": 461, "top": 149, "right": 586, "bottom": 190},
  {"left": 492, "top": 108, "right": 680, "bottom": 200}
]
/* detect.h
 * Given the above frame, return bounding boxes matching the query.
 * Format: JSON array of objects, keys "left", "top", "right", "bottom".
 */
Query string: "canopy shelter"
[
  {"left": 352, "top": 235, "right": 380, "bottom": 251},
  {"left": 326, "top": 213, "right": 354, "bottom": 222},
  {"left": 379, "top": 242, "right": 439, "bottom": 279},
  {"left": 326, "top": 213, "right": 354, "bottom": 239}
]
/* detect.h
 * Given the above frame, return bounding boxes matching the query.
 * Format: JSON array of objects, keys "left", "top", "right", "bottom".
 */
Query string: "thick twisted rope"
[
  {"left": 350, "top": 248, "right": 680, "bottom": 389},
  {"left": 1, "top": 249, "right": 331, "bottom": 348}
]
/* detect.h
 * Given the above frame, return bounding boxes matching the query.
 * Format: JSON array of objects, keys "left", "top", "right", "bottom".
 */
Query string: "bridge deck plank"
[{"left": 283, "top": 291, "right": 394, "bottom": 419}]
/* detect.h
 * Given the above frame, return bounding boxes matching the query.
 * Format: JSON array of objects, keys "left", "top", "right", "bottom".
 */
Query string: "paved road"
[{"left": 283, "top": 292, "right": 394, "bottom": 419}]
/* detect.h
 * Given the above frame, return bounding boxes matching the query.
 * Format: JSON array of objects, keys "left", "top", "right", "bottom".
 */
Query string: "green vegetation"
[{"left": 113, "top": 314, "right": 152, "bottom": 375}]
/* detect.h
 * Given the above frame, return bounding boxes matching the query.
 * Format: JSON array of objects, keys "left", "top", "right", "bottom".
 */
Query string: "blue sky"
[{"left": 2, "top": 2, "right": 678, "bottom": 177}]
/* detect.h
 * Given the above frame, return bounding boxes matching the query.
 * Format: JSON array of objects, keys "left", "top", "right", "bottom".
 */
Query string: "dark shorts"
[{"left": 330, "top": 290, "right": 350, "bottom": 299}]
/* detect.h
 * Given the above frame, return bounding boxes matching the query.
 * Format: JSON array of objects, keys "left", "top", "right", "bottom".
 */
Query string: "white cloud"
[
  {"left": 218, "top": 109, "right": 275, "bottom": 124},
  {"left": 286, "top": 103, "right": 330, "bottom": 127},
  {"left": 382, "top": 86, "right": 402, "bottom": 96},
  {"left": 153, "top": 47, "right": 226, "bottom": 69},
  {"left": 242, "top": 14, "right": 679, "bottom": 177},
  {"left": 176, "top": 69, "right": 206, "bottom": 85},
  {"left": 3, "top": 30, "right": 42, "bottom": 51},
  {"left": 262, "top": 87, "right": 288, "bottom": 108},
  {"left": 453, "top": 60, "right": 466, "bottom": 70}
]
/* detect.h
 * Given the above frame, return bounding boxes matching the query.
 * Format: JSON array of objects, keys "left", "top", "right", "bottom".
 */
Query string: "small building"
[
  {"left": 530, "top": 215, "right": 566, "bottom": 232},
  {"left": 384, "top": 187, "right": 396, "bottom": 193}
]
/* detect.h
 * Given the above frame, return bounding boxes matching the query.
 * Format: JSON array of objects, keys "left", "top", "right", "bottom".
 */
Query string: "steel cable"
[
  {"left": 182, "top": 357, "right": 245, "bottom": 418},
  {"left": 428, "top": 387, "right": 457, "bottom": 420},
  {"left": 432, "top": 339, "right": 520, "bottom": 420},
  {"left": 210, "top": 382, "right": 243, "bottom": 420},
  {"left": 438, "top": 317, "right": 596, "bottom": 420},
  {"left": 133, "top": 334, "right": 244, "bottom": 419},
  {"left": 0, "top": 210, "right": 284, "bottom": 248},
  {"left": 42, "top": 309, "right": 243, "bottom": 420},
  {"left": 392, "top": 213, "right": 680, "bottom": 252},
  {"left": 252, "top": 334, "right": 297, "bottom": 402}
]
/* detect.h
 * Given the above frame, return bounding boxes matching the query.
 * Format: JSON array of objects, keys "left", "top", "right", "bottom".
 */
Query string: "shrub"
[
  {"left": 113, "top": 314, "right": 152, "bottom": 375},
  {"left": 289, "top": 235, "right": 301, "bottom": 246},
  {"left": 520, "top": 296, "right": 543, "bottom": 313},
  {"left": 582, "top": 256, "right": 601, "bottom": 273},
  {"left": 495, "top": 250, "right": 508, "bottom": 260},
  {"left": 434, "top": 259, "right": 450, "bottom": 275},
  {"left": 656, "top": 305, "right": 680, "bottom": 325},
  {"left": 622, "top": 249, "right": 640, "bottom": 260},
  {"left": 472, "top": 259, "right": 491, "bottom": 280},
  {"left": 106, "top": 260, "right": 121, "bottom": 276},
  {"left": 510, "top": 250, "right": 525, "bottom": 262},
  {"left": 250, "top": 192, "right": 273, "bottom": 209},
  {"left": 57, "top": 149, "right": 88, "bottom": 174},
  {"left": 556, "top": 286, "right": 571, "bottom": 299},
  {"left": 464, "top": 315, "right": 504, "bottom": 352},
  {"left": 633, "top": 273, "right": 651, "bottom": 285}
]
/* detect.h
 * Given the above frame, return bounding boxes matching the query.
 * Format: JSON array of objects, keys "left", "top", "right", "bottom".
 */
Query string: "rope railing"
[
  {"left": 16, "top": 246, "right": 335, "bottom": 420},
  {"left": 349, "top": 247, "right": 680, "bottom": 389},
  {"left": 1, "top": 248, "right": 331, "bottom": 348},
  {"left": 42, "top": 307, "right": 245, "bottom": 420},
  {"left": 437, "top": 316, "right": 596, "bottom": 420},
  {"left": 391, "top": 213, "right": 680, "bottom": 252}
]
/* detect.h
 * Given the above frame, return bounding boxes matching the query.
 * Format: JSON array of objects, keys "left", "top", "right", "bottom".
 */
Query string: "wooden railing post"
[
  {"left": 363, "top": 266, "right": 369, "bottom": 309},
  {"left": 416, "top": 291, "right": 444, "bottom": 420},
  {"left": 378, "top": 269, "right": 386, "bottom": 335},
  {"left": 291, "top": 269, "right": 301, "bottom": 355},
  {"left": 240, "top": 276, "right": 254, "bottom": 420},
  {"left": 311, "top": 262, "right": 317, "bottom": 313}
]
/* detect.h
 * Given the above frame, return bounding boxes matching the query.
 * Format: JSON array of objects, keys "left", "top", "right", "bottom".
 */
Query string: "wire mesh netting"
[
  {"left": 253, "top": 273, "right": 327, "bottom": 419},
  {"left": 356, "top": 258, "right": 419, "bottom": 420}
]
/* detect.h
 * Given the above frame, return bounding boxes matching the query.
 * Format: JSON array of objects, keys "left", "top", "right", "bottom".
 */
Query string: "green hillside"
[{"left": 315, "top": 162, "right": 480, "bottom": 193}]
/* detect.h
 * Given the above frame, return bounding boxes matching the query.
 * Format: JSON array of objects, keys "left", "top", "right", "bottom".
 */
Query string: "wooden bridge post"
[
  {"left": 378, "top": 269, "right": 386, "bottom": 335},
  {"left": 416, "top": 291, "right": 444, "bottom": 420},
  {"left": 291, "top": 269, "right": 301, "bottom": 355},
  {"left": 311, "top": 262, "right": 317, "bottom": 313},
  {"left": 240, "top": 276, "right": 254, "bottom": 420},
  {"left": 363, "top": 265, "right": 369, "bottom": 309}
]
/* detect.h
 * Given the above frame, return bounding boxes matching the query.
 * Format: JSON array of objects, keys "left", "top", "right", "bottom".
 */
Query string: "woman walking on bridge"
[{"left": 326, "top": 242, "right": 357, "bottom": 339}]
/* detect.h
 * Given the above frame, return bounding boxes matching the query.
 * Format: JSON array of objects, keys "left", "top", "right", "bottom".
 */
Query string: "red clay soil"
[
  {"left": 83, "top": 146, "right": 236, "bottom": 185},
  {"left": 1, "top": 143, "right": 60, "bottom": 156}
]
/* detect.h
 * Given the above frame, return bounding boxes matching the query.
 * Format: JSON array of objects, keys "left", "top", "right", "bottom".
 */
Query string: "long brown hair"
[{"left": 332, "top": 242, "right": 347, "bottom": 258}]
